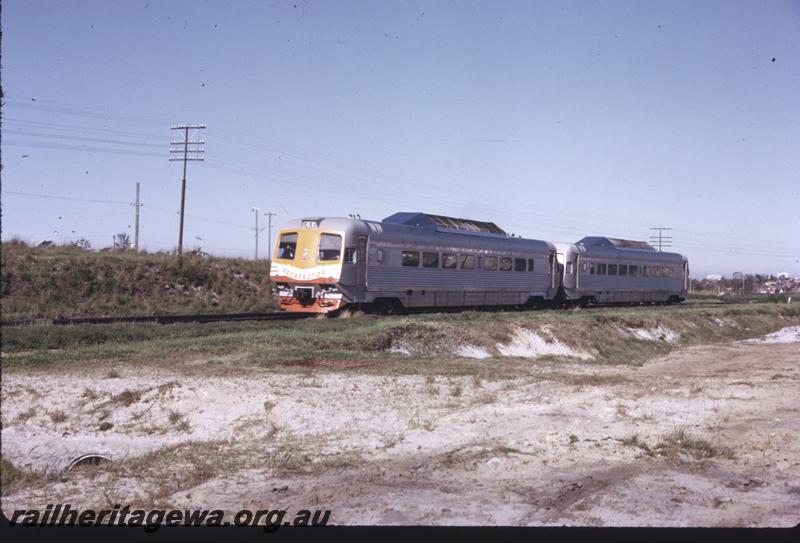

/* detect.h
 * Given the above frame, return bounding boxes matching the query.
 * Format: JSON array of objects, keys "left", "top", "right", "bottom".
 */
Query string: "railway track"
[
  {"left": 0, "top": 311, "right": 315, "bottom": 327},
  {"left": 0, "top": 300, "right": 749, "bottom": 327}
]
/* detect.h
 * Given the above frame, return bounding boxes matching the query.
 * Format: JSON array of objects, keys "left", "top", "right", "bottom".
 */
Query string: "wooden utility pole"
[
  {"left": 252, "top": 208, "right": 260, "bottom": 259},
  {"left": 132, "top": 182, "right": 142, "bottom": 251},
  {"left": 169, "top": 124, "right": 206, "bottom": 256},
  {"left": 264, "top": 211, "right": 277, "bottom": 259}
]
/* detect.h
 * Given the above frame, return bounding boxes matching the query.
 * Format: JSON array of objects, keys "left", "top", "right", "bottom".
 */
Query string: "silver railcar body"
[
  {"left": 271, "top": 212, "right": 558, "bottom": 312},
  {"left": 558, "top": 237, "right": 688, "bottom": 305}
]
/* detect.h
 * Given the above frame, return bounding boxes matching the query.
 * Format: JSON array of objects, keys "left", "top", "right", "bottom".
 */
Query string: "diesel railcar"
[
  {"left": 270, "top": 212, "right": 558, "bottom": 313},
  {"left": 270, "top": 212, "right": 689, "bottom": 313},
  {"left": 555, "top": 237, "right": 689, "bottom": 306}
]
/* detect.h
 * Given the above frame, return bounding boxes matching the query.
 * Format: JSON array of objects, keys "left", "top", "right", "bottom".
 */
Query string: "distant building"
[
  {"left": 777, "top": 272, "right": 789, "bottom": 279},
  {"left": 704, "top": 274, "right": 723, "bottom": 281}
]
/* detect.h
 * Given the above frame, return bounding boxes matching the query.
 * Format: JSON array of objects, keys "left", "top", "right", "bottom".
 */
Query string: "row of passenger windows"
[
  {"left": 588, "top": 263, "right": 674, "bottom": 278},
  {"left": 400, "top": 251, "right": 535, "bottom": 272}
]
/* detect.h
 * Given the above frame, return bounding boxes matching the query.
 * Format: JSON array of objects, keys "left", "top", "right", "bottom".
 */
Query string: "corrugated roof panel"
[
  {"left": 607, "top": 238, "right": 655, "bottom": 250},
  {"left": 383, "top": 212, "right": 506, "bottom": 236},
  {"left": 427, "top": 214, "right": 505, "bottom": 235}
]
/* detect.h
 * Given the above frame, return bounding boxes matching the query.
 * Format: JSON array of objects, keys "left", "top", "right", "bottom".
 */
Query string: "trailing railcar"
[
  {"left": 270, "top": 212, "right": 559, "bottom": 313},
  {"left": 556, "top": 237, "right": 689, "bottom": 306}
]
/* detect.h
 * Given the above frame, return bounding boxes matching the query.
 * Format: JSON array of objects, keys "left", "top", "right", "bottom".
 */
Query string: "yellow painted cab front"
[{"left": 270, "top": 228, "right": 346, "bottom": 312}]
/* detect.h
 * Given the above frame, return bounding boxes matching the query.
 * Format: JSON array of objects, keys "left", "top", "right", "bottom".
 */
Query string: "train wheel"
[{"left": 376, "top": 299, "right": 403, "bottom": 315}]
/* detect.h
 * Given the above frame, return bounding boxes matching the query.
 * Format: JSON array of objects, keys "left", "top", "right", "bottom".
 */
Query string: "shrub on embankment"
[{"left": 0, "top": 241, "right": 274, "bottom": 319}]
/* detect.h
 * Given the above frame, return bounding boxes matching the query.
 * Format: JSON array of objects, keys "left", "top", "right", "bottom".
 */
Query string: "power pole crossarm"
[{"left": 649, "top": 227, "right": 673, "bottom": 252}]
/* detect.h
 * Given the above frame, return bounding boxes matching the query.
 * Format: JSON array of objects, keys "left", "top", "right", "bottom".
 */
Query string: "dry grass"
[
  {"left": 619, "top": 429, "right": 735, "bottom": 460},
  {"left": 112, "top": 389, "right": 142, "bottom": 407},
  {"left": 652, "top": 428, "right": 735, "bottom": 460},
  {"left": 14, "top": 407, "right": 37, "bottom": 424},
  {"left": 1, "top": 457, "right": 58, "bottom": 496},
  {"left": 49, "top": 410, "right": 68, "bottom": 424},
  {"left": 408, "top": 413, "right": 436, "bottom": 432},
  {"left": 81, "top": 387, "right": 99, "bottom": 400},
  {"left": 0, "top": 242, "right": 274, "bottom": 320},
  {"left": 168, "top": 410, "right": 192, "bottom": 433}
]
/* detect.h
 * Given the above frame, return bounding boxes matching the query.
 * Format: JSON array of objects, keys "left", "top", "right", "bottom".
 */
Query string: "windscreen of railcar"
[{"left": 277, "top": 233, "right": 298, "bottom": 260}]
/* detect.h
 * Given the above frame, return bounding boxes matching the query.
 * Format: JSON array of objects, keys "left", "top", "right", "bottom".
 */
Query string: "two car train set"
[{"left": 269, "top": 212, "right": 689, "bottom": 314}]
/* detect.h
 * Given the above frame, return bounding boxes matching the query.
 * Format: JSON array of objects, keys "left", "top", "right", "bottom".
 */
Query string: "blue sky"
[{"left": 2, "top": 0, "right": 798, "bottom": 276}]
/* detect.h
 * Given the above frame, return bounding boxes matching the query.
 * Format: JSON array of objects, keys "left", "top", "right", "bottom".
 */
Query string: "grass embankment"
[
  {"left": 3, "top": 303, "right": 798, "bottom": 375},
  {"left": 0, "top": 241, "right": 274, "bottom": 320}
]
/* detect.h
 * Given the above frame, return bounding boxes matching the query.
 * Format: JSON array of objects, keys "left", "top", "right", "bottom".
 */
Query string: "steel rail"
[{"left": 0, "top": 312, "right": 315, "bottom": 327}]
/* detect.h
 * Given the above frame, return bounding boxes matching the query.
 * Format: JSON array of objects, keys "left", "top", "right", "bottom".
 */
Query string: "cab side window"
[{"left": 318, "top": 233, "right": 342, "bottom": 261}]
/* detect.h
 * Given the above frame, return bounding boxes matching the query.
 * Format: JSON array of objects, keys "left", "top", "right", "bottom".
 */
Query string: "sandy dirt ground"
[{"left": 2, "top": 328, "right": 799, "bottom": 526}]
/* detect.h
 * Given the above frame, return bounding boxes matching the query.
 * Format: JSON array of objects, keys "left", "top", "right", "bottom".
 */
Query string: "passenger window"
[
  {"left": 527, "top": 259, "right": 535, "bottom": 272},
  {"left": 402, "top": 251, "right": 420, "bottom": 267},
  {"left": 459, "top": 254, "right": 475, "bottom": 270},
  {"left": 277, "top": 233, "right": 298, "bottom": 260},
  {"left": 442, "top": 253, "right": 458, "bottom": 269},
  {"left": 589, "top": 263, "right": 596, "bottom": 275},
  {"left": 484, "top": 256, "right": 497, "bottom": 271},
  {"left": 643, "top": 266, "right": 650, "bottom": 277},
  {"left": 344, "top": 247, "right": 356, "bottom": 263},
  {"left": 422, "top": 252, "right": 439, "bottom": 268},
  {"left": 630, "top": 265, "right": 638, "bottom": 277},
  {"left": 597, "top": 263, "right": 606, "bottom": 275},
  {"left": 619, "top": 265, "right": 628, "bottom": 276},
  {"left": 608, "top": 264, "right": 618, "bottom": 276},
  {"left": 376, "top": 249, "right": 384, "bottom": 263},
  {"left": 514, "top": 258, "right": 526, "bottom": 272},
  {"left": 499, "top": 257, "right": 513, "bottom": 271},
  {"left": 318, "top": 233, "right": 342, "bottom": 261}
]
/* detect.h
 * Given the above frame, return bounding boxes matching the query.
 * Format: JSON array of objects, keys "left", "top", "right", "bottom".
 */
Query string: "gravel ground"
[{"left": 2, "top": 328, "right": 798, "bottom": 526}]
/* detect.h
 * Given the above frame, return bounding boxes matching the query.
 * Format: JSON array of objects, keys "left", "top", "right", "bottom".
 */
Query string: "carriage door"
[
  {"left": 683, "top": 261, "right": 689, "bottom": 291},
  {"left": 355, "top": 236, "right": 367, "bottom": 301}
]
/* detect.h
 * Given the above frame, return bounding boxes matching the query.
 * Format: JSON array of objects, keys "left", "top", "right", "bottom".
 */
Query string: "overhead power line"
[
  {"left": 4, "top": 140, "right": 163, "bottom": 158},
  {"left": 8, "top": 130, "right": 165, "bottom": 149},
  {"left": 5, "top": 189, "right": 130, "bottom": 205}
]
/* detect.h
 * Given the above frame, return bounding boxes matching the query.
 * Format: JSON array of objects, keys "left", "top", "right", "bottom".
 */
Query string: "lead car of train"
[{"left": 269, "top": 212, "right": 689, "bottom": 313}]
